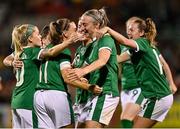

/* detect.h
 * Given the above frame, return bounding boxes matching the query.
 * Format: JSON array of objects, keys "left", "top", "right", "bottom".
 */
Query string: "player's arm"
[
  {"left": 3, "top": 54, "right": 22, "bottom": 69},
  {"left": 159, "top": 55, "right": 177, "bottom": 94},
  {"left": 74, "top": 48, "right": 110, "bottom": 78},
  {"left": 3, "top": 54, "right": 14, "bottom": 67},
  {"left": 61, "top": 64, "right": 102, "bottom": 94},
  {"left": 117, "top": 51, "right": 131, "bottom": 63},
  {"left": 100, "top": 27, "right": 137, "bottom": 49},
  {"left": 40, "top": 40, "right": 72, "bottom": 58},
  {"left": 40, "top": 33, "right": 83, "bottom": 58}
]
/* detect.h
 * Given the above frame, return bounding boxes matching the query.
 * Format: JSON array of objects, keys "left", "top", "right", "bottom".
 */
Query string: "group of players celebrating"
[{"left": 3, "top": 7, "right": 177, "bottom": 128}]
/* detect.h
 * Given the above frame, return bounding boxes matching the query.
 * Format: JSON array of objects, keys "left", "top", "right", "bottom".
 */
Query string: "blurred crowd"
[{"left": 0, "top": 0, "right": 179, "bottom": 104}]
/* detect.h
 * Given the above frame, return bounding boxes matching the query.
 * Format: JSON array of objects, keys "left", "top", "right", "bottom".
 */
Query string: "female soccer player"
[
  {"left": 116, "top": 16, "right": 147, "bottom": 128},
  {"left": 101, "top": 17, "right": 175, "bottom": 128},
  {"left": 68, "top": 8, "right": 120, "bottom": 128},
  {"left": 33, "top": 18, "right": 102, "bottom": 128}
]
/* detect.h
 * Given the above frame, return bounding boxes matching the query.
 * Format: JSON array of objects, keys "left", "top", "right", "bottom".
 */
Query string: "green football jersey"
[
  {"left": 11, "top": 47, "right": 41, "bottom": 109},
  {"left": 120, "top": 45, "right": 139, "bottom": 90},
  {"left": 36, "top": 44, "right": 71, "bottom": 92},
  {"left": 85, "top": 34, "right": 119, "bottom": 97},
  {"left": 73, "top": 42, "right": 94, "bottom": 104},
  {"left": 131, "top": 38, "right": 171, "bottom": 99}
]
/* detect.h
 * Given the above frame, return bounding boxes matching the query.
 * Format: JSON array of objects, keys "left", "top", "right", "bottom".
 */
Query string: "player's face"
[
  {"left": 64, "top": 22, "right": 77, "bottom": 38},
  {"left": 127, "top": 22, "right": 144, "bottom": 40},
  {"left": 29, "top": 27, "right": 42, "bottom": 47},
  {"left": 77, "top": 19, "right": 85, "bottom": 34},
  {"left": 80, "top": 15, "right": 97, "bottom": 38},
  {"left": 78, "top": 19, "right": 90, "bottom": 39}
]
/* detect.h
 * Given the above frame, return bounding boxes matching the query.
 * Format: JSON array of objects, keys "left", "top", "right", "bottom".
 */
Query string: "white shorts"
[
  {"left": 121, "top": 88, "right": 146, "bottom": 110},
  {"left": 138, "top": 94, "right": 173, "bottom": 122},
  {"left": 77, "top": 94, "right": 119, "bottom": 125},
  {"left": 12, "top": 109, "right": 33, "bottom": 128},
  {"left": 34, "top": 90, "right": 74, "bottom": 128}
]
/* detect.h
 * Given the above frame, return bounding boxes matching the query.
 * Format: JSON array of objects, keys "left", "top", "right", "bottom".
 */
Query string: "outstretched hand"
[{"left": 67, "top": 32, "right": 87, "bottom": 44}]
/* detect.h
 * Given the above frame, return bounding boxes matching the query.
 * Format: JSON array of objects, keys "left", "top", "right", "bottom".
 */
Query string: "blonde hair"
[
  {"left": 12, "top": 24, "right": 35, "bottom": 58},
  {"left": 126, "top": 16, "right": 142, "bottom": 27},
  {"left": 144, "top": 18, "right": 157, "bottom": 46},
  {"left": 82, "top": 7, "right": 109, "bottom": 28},
  {"left": 133, "top": 18, "right": 157, "bottom": 46}
]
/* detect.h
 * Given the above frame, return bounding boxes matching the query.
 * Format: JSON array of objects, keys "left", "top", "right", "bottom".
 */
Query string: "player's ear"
[
  {"left": 28, "top": 35, "right": 33, "bottom": 43},
  {"left": 140, "top": 30, "right": 145, "bottom": 37}
]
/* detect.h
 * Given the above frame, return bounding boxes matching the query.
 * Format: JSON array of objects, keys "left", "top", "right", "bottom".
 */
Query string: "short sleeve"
[
  {"left": 59, "top": 48, "right": 71, "bottom": 65},
  {"left": 135, "top": 38, "right": 149, "bottom": 52},
  {"left": 98, "top": 34, "right": 115, "bottom": 53}
]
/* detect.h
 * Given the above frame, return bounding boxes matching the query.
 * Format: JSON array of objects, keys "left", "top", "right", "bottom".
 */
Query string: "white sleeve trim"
[
  {"left": 126, "top": 50, "right": 132, "bottom": 56},
  {"left": 60, "top": 61, "right": 71, "bottom": 70},
  {"left": 135, "top": 41, "right": 139, "bottom": 52},
  {"left": 99, "top": 47, "right": 112, "bottom": 53},
  {"left": 37, "top": 49, "right": 44, "bottom": 60}
]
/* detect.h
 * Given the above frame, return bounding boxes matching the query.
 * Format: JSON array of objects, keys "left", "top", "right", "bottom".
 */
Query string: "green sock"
[{"left": 121, "top": 119, "right": 133, "bottom": 128}]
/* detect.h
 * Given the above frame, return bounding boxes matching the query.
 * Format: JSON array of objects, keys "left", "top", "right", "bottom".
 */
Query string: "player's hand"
[
  {"left": 88, "top": 84, "right": 103, "bottom": 94},
  {"left": 99, "top": 26, "right": 109, "bottom": 35},
  {"left": 12, "top": 59, "right": 23, "bottom": 70},
  {"left": 64, "top": 68, "right": 80, "bottom": 82},
  {"left": 74, "top": 68, "right": 85, "bottom": 78},
  {"left": 66, "top": 32, "right": 86, "bottom": 44}
]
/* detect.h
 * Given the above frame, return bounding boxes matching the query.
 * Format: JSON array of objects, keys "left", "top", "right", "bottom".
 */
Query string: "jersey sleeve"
[
  {"left": 134, "top": 38, "right": 149, "bottom": 52},
  {"left": 59, "top": 48, "right": 72, "bottom": 70},
  {"left": 98, "top": 34, "right": 115, "bottom": 53}
]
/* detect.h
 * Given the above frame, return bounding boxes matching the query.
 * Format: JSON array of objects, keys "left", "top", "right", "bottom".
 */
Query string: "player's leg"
[
  {"left": 85, "top": 120, "right": 104, "bottom": 128},
  {"left": 120, "top": 88, "right": 145, "bottom": 128},
  {"left": 133, "top": 116, "right": 157, "bottom": 128}
]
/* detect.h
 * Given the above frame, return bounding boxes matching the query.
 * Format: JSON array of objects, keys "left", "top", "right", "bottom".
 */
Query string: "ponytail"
[
  {"left": 98, "top": 7, "right": 109, "bottom": 28},
  {"left": 145, "top": 18, "right": 157, "bottom": 46},
  {"left": 83, "top": 7, "right": 109, "bottom": 28},
  {"left": 12, "top": 26, "right": 23, "bottom": 59}
]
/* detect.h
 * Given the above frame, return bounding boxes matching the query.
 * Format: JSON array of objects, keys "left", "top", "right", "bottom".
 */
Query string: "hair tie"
[{"left": 21, "top": 24, "right": 35, "bottom": 42}]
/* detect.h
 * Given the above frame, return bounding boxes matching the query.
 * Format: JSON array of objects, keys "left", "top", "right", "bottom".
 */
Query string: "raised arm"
[
  {"left": 159, "top": 55, "right": 177, "bottom": 94},
  {"left": 40, "top": 33, "right": 83, "bottom": 59},
  {"left": 101, "top": 27, "right": 137, "bottom": 49}
]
